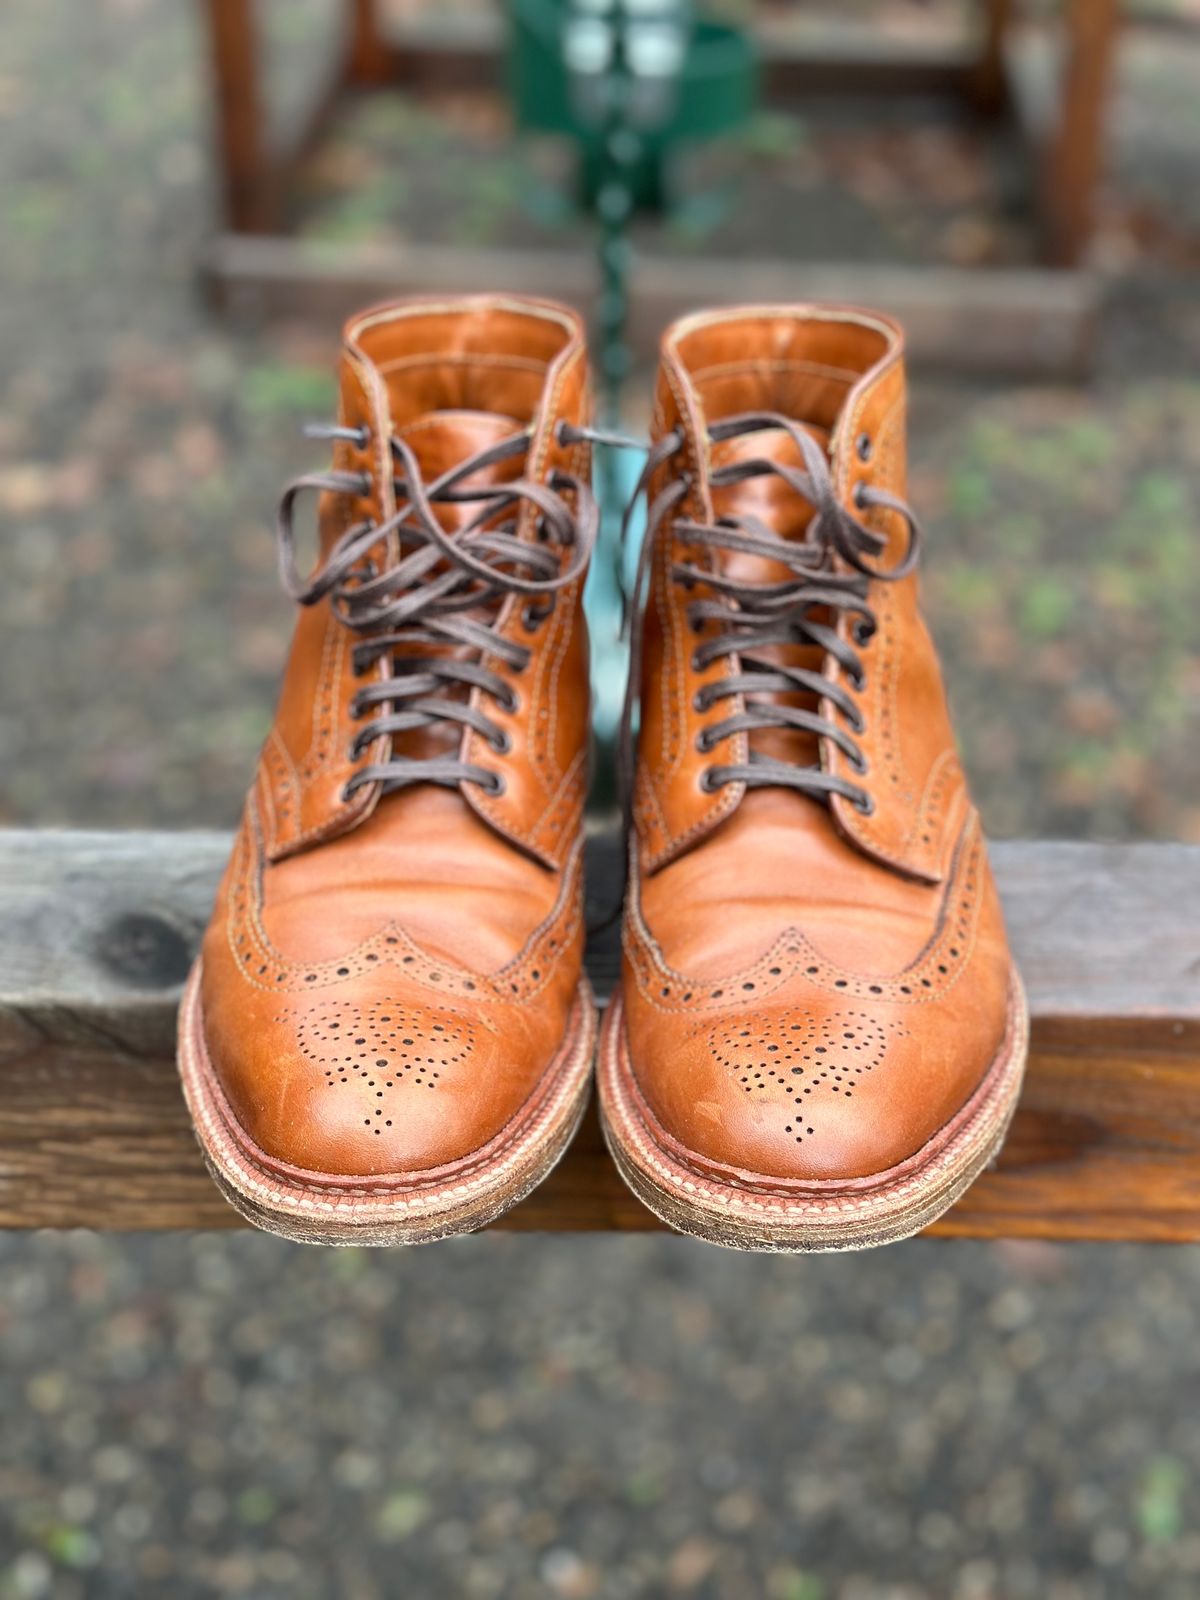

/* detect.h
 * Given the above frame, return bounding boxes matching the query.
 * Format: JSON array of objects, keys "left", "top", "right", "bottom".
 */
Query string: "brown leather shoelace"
[
  {"left": 620, "top": 410, "right": 924, "bottom": 821},
  {"left": 275, "top": 422, "right": 599, "bottom": 801}
]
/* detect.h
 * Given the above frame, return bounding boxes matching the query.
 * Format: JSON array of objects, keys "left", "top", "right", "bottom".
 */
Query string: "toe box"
[
  {"left": 198, "top": 966, "right": 566, "bottom": 1179},
  {"left": 624, "top": 987, "right": 1013, "bottom": 1183}
]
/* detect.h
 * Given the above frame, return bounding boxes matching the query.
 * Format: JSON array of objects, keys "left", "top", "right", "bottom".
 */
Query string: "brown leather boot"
[
  {"left": 178, "top": 296, "right": 598, "bottom": 1243},
  {"left": 598, "top": 305, "right": 1028, "bottom": 1251}
]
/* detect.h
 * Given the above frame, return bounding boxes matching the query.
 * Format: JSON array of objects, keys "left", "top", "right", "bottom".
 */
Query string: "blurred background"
[{"left": 2, "top": 1, "right": 1200, "bottom": 1596}]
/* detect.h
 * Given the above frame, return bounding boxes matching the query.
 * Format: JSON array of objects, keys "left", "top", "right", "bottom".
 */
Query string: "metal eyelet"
[
  {"left": 483, "top": 771, "right": 506, "bottom": 797},
  {"left": 699, "top": 769, "right": 719, "bottom": 794},
  {"left": 695, "top": 730, "right": 711, "bottom": 754},
  {"left": 856, "top": 432, "right": 872, "bottom": 463},
  {"left": 502, "top": 688, "right": 521, "bottom": 714},
  {"left": 853, "top": 481, "right": 869, "bottom": 510},
  {"left": 855, "top": 792, "right": 876, "bottom": 817},
  {"left": 490, "top": 729, "right": 513, "bottom": 756},
  {"left": 849, "top": 750, "right": 870, "bottom": 778}
]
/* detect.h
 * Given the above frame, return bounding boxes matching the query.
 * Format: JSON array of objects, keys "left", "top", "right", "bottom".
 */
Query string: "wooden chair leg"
[
  {"left": 202, "top": 0, "right": 278, "bottom": 234},
  {"left": 347, "top": 0, "right": 397, "bottom": 86},
  {"left": 1041, "top": 0, "right": 1120, "bottom": 268},
  {"left": 971, "top": 0, "right": 1014, "bottom": 116}
]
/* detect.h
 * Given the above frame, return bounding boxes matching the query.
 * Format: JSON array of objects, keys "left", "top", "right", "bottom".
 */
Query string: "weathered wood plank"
[
  {"left": 1, "top": 831, "right": 1198, "bottom": 1238},
  {"left": 203, "top": 236, "right": 1100, "bottom": 380},
  {"left": 340, "top": 18, "right": 994, "bottom": 100}
]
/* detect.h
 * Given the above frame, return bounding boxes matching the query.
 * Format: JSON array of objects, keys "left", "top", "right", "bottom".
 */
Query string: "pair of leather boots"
[{"left": 178, "top": 294, "right": 1027, "bottom": 1252}]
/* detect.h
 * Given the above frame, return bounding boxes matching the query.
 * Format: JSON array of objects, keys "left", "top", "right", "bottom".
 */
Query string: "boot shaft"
[
  {"left": 264, "top": 295, "right": 595, "bottom": 870},
  {"left": 632, "top": 303, "right": 966, "bottom": 885}
]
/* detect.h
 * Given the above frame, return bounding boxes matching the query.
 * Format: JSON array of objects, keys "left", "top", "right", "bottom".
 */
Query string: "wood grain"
[{"left": 0, "top": 830, "right": 1198, "bottom": 1239}]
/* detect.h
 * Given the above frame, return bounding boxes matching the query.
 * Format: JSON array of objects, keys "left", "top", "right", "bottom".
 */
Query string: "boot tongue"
[
  {"left": 708, "top": 422, "right": 830, "bottom": 575},
  {"left": 707, "top": 421, "right": 833, "bottom": 773},
  {"left": 393, "top": 408, "right": 527, "bottom": 531}
]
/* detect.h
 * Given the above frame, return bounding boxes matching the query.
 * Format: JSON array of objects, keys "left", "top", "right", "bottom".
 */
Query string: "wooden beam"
[
  {"left": 346, "top": 0, "right": 397, "bottom": 88},
  {"left": 1003, "top": 0, "right": 1121, "bottom": 269},
  {"left": 202, "top": 234, "right": 1100, "bottom": 379},
  {"left": 968, "top": 0, "right": 1015, "bottom": 116},
  {"left": 334, "top": 14, "right": 987, "bottom": 100},
  {"left": 1040, "top": 0, "right": 1120, "bottom": 268},
  {"left": 1, "top": 832, "right": 1198, "bottom": 1239},
  {"left": 202, "top": 0, "right": 277, "bottom": 233},
  {"left": 759, "top": 34, "right": 982, "bottom": 100}
]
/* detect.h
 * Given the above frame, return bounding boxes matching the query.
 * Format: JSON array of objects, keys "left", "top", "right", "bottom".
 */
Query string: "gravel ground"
[
  {"left": 3, "top": 1232, "right": 1200, "bottom": 1600},
  {"left": 2, "top": 3, "right": 1200, "bottom": 1597}
]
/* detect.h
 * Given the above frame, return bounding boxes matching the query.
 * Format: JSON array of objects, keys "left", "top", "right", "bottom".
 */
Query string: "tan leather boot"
[
  {"left": 598, "top": 305, "right": 1028, "bottom": 1251},
  {"left": 178, "top": 296, "right": 598, "bottom": 1243}
]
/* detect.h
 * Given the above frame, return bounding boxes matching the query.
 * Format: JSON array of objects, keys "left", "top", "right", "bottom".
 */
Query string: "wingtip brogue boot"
[
  {"left": 598, "top": 304, "right": 1028, "bottom": 1251},
  {"left": 178, "top": 295, "right": 598, "bottom": 1244}
]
